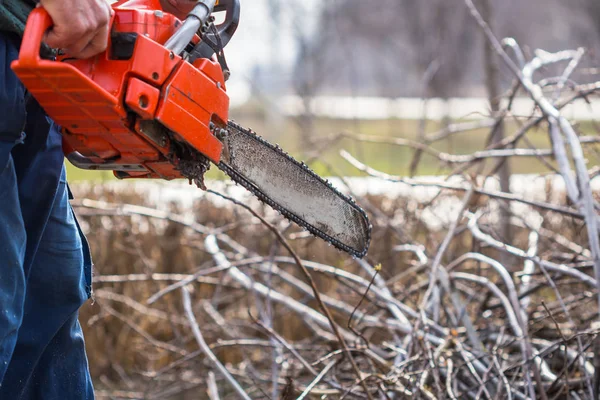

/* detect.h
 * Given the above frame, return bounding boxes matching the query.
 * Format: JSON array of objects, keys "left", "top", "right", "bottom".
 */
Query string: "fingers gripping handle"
[{"left": 15, "top": 8, "right": 53, "bottom": 67}]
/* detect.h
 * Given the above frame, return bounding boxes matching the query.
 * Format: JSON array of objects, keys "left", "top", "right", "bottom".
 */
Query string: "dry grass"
[{"left": 70, "top": 177, "right": 597, "bottom": 399}]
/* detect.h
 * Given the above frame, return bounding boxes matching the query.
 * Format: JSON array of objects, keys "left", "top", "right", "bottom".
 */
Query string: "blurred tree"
[
  {"left": 402, "top": 0, "right": 478, "bottom": 99},
  {"left": 479, "top": 0, "right": 512, "bottom": 248},
  {"left": 291, "top": 0, "right": 600, "bottom": 98},
  {"left": 583, "top": 0, "right": 600, "bottom": 36},
  {"left": 302, "top": 0, "right": 479, "bottom": 98}
]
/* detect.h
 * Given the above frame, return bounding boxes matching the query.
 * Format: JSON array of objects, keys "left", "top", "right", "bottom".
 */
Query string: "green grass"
[
  {"left": 65, "top": 165, "right": 115, "bottom": 182},
  {"left": 64, "top": 113, "right": 600, "bottom": 182},
  {"left": 228, "top": 114, "right": 584, "bottom": 177}
]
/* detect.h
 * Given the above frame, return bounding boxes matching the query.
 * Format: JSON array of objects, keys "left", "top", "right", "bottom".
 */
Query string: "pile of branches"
[{"left": 74, "top": 2, "right": 600, "bottom": 399}]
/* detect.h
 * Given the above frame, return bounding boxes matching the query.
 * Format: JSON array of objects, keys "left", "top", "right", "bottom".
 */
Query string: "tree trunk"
[{"left": 481, "top": 0, "right": 512, "bottom": 247}]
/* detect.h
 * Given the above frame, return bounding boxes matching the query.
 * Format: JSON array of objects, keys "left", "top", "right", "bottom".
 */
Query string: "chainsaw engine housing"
[{"left": 11, "top": 0, "right": 235, "bottom": 180}]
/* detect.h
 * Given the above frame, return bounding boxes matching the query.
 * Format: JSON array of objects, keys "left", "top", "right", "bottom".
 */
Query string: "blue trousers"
[{"left": 0, "top": 33, "right": 94, "bottom": 399}]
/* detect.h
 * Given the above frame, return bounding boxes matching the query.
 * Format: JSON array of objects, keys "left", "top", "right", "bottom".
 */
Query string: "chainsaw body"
[{"left": 11, "top": 0, "right": 238, "bottom": 179}]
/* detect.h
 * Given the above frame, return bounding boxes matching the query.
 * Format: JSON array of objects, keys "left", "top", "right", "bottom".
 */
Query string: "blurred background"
[
  {"left": 73, "top": 0, "right": 600, "bottom": 181},
  {"left": 223, "top": 0, "right": 600, "bottom": 177},
  {"left": 76, "top": 1, "right": 600, "bottom": 398},
  {"left": 225, "top": 0, "right": 600, "bottom": 101}
]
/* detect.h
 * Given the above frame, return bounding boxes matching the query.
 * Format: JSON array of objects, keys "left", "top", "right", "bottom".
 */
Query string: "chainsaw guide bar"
[{"left": 218, "top": 121, "right": 372, "bottom": 258}]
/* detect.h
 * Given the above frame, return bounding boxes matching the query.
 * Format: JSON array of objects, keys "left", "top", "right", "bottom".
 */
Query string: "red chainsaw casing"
[{"left": 11, "top": 1, "right": 229, "bottom": 180}]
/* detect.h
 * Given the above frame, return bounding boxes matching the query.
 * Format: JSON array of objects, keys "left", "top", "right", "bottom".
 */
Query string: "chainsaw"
[{"left": 11, "top": 0, "right": 371, "bottom": 258}]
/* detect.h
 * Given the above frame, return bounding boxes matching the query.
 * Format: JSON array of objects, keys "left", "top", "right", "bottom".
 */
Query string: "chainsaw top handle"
[
  {"left": 213, "top": 0, "right": 240, "bottom": 49},
  {"left": 191, "top": 0, "right": 240, "bottom": 60}
]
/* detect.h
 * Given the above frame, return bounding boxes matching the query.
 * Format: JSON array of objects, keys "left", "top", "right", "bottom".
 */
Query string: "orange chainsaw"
[{"left": 11, "top": 0, "right": 371, "bottom": 257}]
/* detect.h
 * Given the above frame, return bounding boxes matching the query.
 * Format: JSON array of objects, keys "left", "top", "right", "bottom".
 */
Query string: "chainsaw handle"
[
  {"left": 213, "top": 0, "right": 240, "bottom": 48},
  {"left": 17, "top": 7, "right": 53, "bottom": 68}
]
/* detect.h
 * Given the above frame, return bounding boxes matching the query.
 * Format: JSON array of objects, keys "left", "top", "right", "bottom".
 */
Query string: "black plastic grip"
[
  {"left": 213, "top": 0, "right": 240, "bottom": 48},
  {"left": 190, "top": 0, "right": 240, "bottom": 60}
]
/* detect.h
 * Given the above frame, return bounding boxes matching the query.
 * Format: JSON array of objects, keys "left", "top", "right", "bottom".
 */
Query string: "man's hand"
[{"left": 40, "top": 0, "right": 112, "bottom": 59}]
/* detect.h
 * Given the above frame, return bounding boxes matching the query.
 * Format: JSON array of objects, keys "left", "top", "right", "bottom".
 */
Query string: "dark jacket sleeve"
[{"left": 0, "top": 0, "right": 36, "bottom": 37}]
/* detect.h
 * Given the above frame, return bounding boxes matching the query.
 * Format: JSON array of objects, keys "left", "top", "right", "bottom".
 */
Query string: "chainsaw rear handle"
[
  {"left": 15, "top": 8, "right": 147, "bottom": 172},
  {"left": 16, "top": 7, "right": 52, "bottom": 68},
  {"left": 16, "top": 7, "right": 122, "bottom": 169}
]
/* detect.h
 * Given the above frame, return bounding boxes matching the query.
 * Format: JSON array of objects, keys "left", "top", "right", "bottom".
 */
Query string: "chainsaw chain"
[
  {"left": 178, "top": 156, "right": 211, "bottom": 190},
  {"left": 218, "top": 120, "right": 372, "bottom": 258},
  {"left": 168, "top": 138, "right": 211, "bottom": 190}
]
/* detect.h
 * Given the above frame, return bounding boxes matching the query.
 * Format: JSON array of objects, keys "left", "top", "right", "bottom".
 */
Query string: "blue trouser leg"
[
  {"left": 0, "top": 32, "right": 94, "bottom": 399},
  {"left": 0, "top": 31, "right": 28, "bottom": 387},
  {"left": 3, "top": 165, "right": 94, "bottom": 399},
  {"left": 0, "top": 153, "right": 27, "bottom": 386}
]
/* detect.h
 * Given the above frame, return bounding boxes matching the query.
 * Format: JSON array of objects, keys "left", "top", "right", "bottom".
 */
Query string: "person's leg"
[
  {"left": 0, "top": 99, "right": 94, "bottom": 399},
  {"left": 0, "top": 32, "right": 28, "bottom": 387},
  {"left": 7, "top": 164, "right": 94, "bottom": 400}
]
